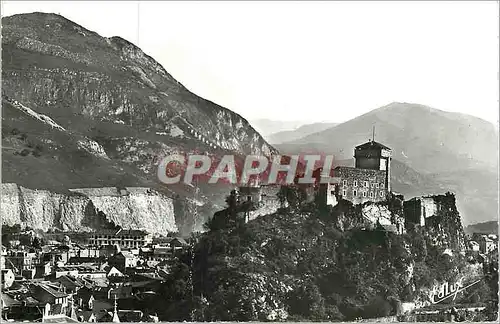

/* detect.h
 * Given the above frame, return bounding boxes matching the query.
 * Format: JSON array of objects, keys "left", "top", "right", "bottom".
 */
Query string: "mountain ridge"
[
  {"left": 1, "top": 12, "right": 278, "bottom": 232},
  {"left": 267, "top": 122, "right": 339, "bottom": 145}
]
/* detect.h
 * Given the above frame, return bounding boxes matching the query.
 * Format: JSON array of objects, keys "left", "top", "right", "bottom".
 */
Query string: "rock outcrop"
[{"left": 1, "top": 183, "right": 178, "bottom": 235}]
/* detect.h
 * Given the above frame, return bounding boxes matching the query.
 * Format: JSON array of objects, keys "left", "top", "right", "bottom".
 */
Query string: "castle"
[
  {"left": 233, "top": 138, "right": 395, "bottom": 223},
  {"left": 231, "top": 138, "right": 468, "bottom": 240},
  {"left": 331, "top": 139, "right": 392, "bottom": 205}
]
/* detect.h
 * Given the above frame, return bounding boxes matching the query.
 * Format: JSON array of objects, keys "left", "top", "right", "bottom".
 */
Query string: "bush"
[
  {"left": 413, "top": 262, "right": 433, "bottom": 288},
  {"left": 362, "top": 296, "right": 392, "bottom": 318},
  {"left": 19, "top": 149, "right": 30, "bottom": 156}
]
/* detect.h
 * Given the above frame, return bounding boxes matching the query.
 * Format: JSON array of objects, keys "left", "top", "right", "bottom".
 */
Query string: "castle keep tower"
[
  {"left": 354, "top": 140, "right": 392, "bottom": 192},
  {"left": 332, "top": 138, "right": 392, "bottom": 205}
]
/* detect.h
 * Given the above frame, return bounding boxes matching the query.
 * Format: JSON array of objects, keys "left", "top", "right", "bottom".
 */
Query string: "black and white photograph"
[{"left": 0, "top": 1, "right": 498, "bottom": 322}]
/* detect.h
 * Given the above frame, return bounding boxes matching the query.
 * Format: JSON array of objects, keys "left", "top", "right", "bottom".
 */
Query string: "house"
[
  {"left": 35, "top": 261, "right": 52, "bottom": 278},
  {"left": 468, "top": 241, "right": 480, "bottom": 252},
  {"left": 478, "top": 235, "right": 496, "bottom": 254},
  {"left": 170, "top": 237, "right": 188, "bottom": 249},
  {"left": 56, "top": 275, "right": 85, "bottom": 294},
  {"left": 108, "top": 252, "right": 139, "bottom": 272},
  {"left": 54, "top": 267, "right": 79, "bottom": 278},
  {"left": 77, "top": 247, "right": 100, "bottom": 258},
  {"left": 22, "top": 268, "right": 36, "bottom": 280},
  {"left": 1, "top": 269, "right": 15, "bottom": 290},
  {"left": 29, "top": 283, "right": 69, "bottom": 307},
  {"left": 99, "top": 244, "right": 121, "bottom": 258},
  {"left": 42, "top": 306, "right": 80, "bottom": 324},
  {"left": 5, "top": 250, "right": 38, "bottom": 272},
  {"left": 76, "top": 287, "right": 95, "bottom": 311},
  {"left": 107, "top": 266, "right": 125, "bottom": 278},
  {"left": 488, "top": 234, "right": 498, "bottom": 241},
  {"left": 1, "top": 245, "right": 7, "bottom": 269},
  {"left": 1, "top": 292, "right": 22, "bottom": 321},
  {"left": 1, "top": 292, "right": 21, "bottom": 311}
]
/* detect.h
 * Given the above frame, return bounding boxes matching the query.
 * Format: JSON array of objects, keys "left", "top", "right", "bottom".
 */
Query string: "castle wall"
[
  {"left": 317, "top": 183, "right": 338, "bottom": 207},
  {"left": 420, "top": 197, "right": 438, "bottom": 219},
  {"left": 334, "top": 167, "right": 387, "bottom": 204},
  {"left": 404, "top": 196, "right": 439, "bottom": 227},
  {"left": 403, "top": 193, "right": 466, "bottom": 251}
]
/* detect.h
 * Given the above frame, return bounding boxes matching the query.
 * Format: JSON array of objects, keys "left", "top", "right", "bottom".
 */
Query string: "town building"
[
  {"left": 29, "top": 282, "right": 69, "bottom": 307},
  {"left": 1, "top": 245, "right": 7, "bottom": 269},
  {"left": 4, "top": 250, "right": 39, "bottom": 273},
  {"left": 108, "top": 251, "right": 139, "bottom": 272},
  {"left": 477, "top": 235, "right": 497, "bottom": 254},
  {"left": 1, "top": 269, "right": 15, "bottom": 289},
  {"left": 468, "top": 241, "right": 480, "bottom": 252},
  {"left": 88, "top": 228, "right": 153, "bottom": 249}
]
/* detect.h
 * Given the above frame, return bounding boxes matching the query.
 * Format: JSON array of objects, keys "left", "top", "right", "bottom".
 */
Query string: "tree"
[
  {"left": 32, "top": 236, "right": 46, "bottom": 249},
  {"left": 362, "top": 296, "right": 392, "bottom": 318},
  {"left": 204, "top": 190, "right": 240, "bottom": 232}
]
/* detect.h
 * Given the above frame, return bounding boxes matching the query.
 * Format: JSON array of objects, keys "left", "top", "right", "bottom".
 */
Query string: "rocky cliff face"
[
  {"left": 68, "top": 187, "right": 177, "bottom": 234},
  {"left": 1, "top": 183, "right": 180, "bottom": 235}
]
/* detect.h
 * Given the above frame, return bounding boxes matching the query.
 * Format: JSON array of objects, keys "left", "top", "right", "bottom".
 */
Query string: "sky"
[{"left": 1, "top": 1, "right": 499, "bottom": 125}]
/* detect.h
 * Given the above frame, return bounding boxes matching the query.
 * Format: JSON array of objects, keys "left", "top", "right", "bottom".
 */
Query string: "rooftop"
[
  {"left": 95, "top": 228, "right": 149, "bottom": 236},
  {"left": 355, "top": 140, "right": 391, "bottom": 151},
  {"left": 33, "top": 283, "right": 68, "bottom": 298}
]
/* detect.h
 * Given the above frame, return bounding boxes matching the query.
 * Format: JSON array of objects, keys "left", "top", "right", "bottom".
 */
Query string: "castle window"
[
  {"left": 354, "top": 181, "right": 358, "bottom": 187},
  {"left": 342, "top": 190, "right": 346, "bottom": 196},
  {"left": 380, "top": 191, "right": 384, "bottom": 197},
  {"left": 342, "top": 180, "right": 347, "bottom": 186},
  {"left": 363, "top": 191, "right": 367, "bottom": 197},
  {"left": 380, "top": 183, "right": 385, "bottom": 189},
  {"left": 364, "top": 181, "right": 369, "bottom": 187},
  {"left": 353, "top": 190, "right": 357, "bottom": 197},
  {"left": 369, "top": 192, "right": 373, "bottom": 198},
  {"left": 376, "top": 183, "right": 379, "bottom": 188}
]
